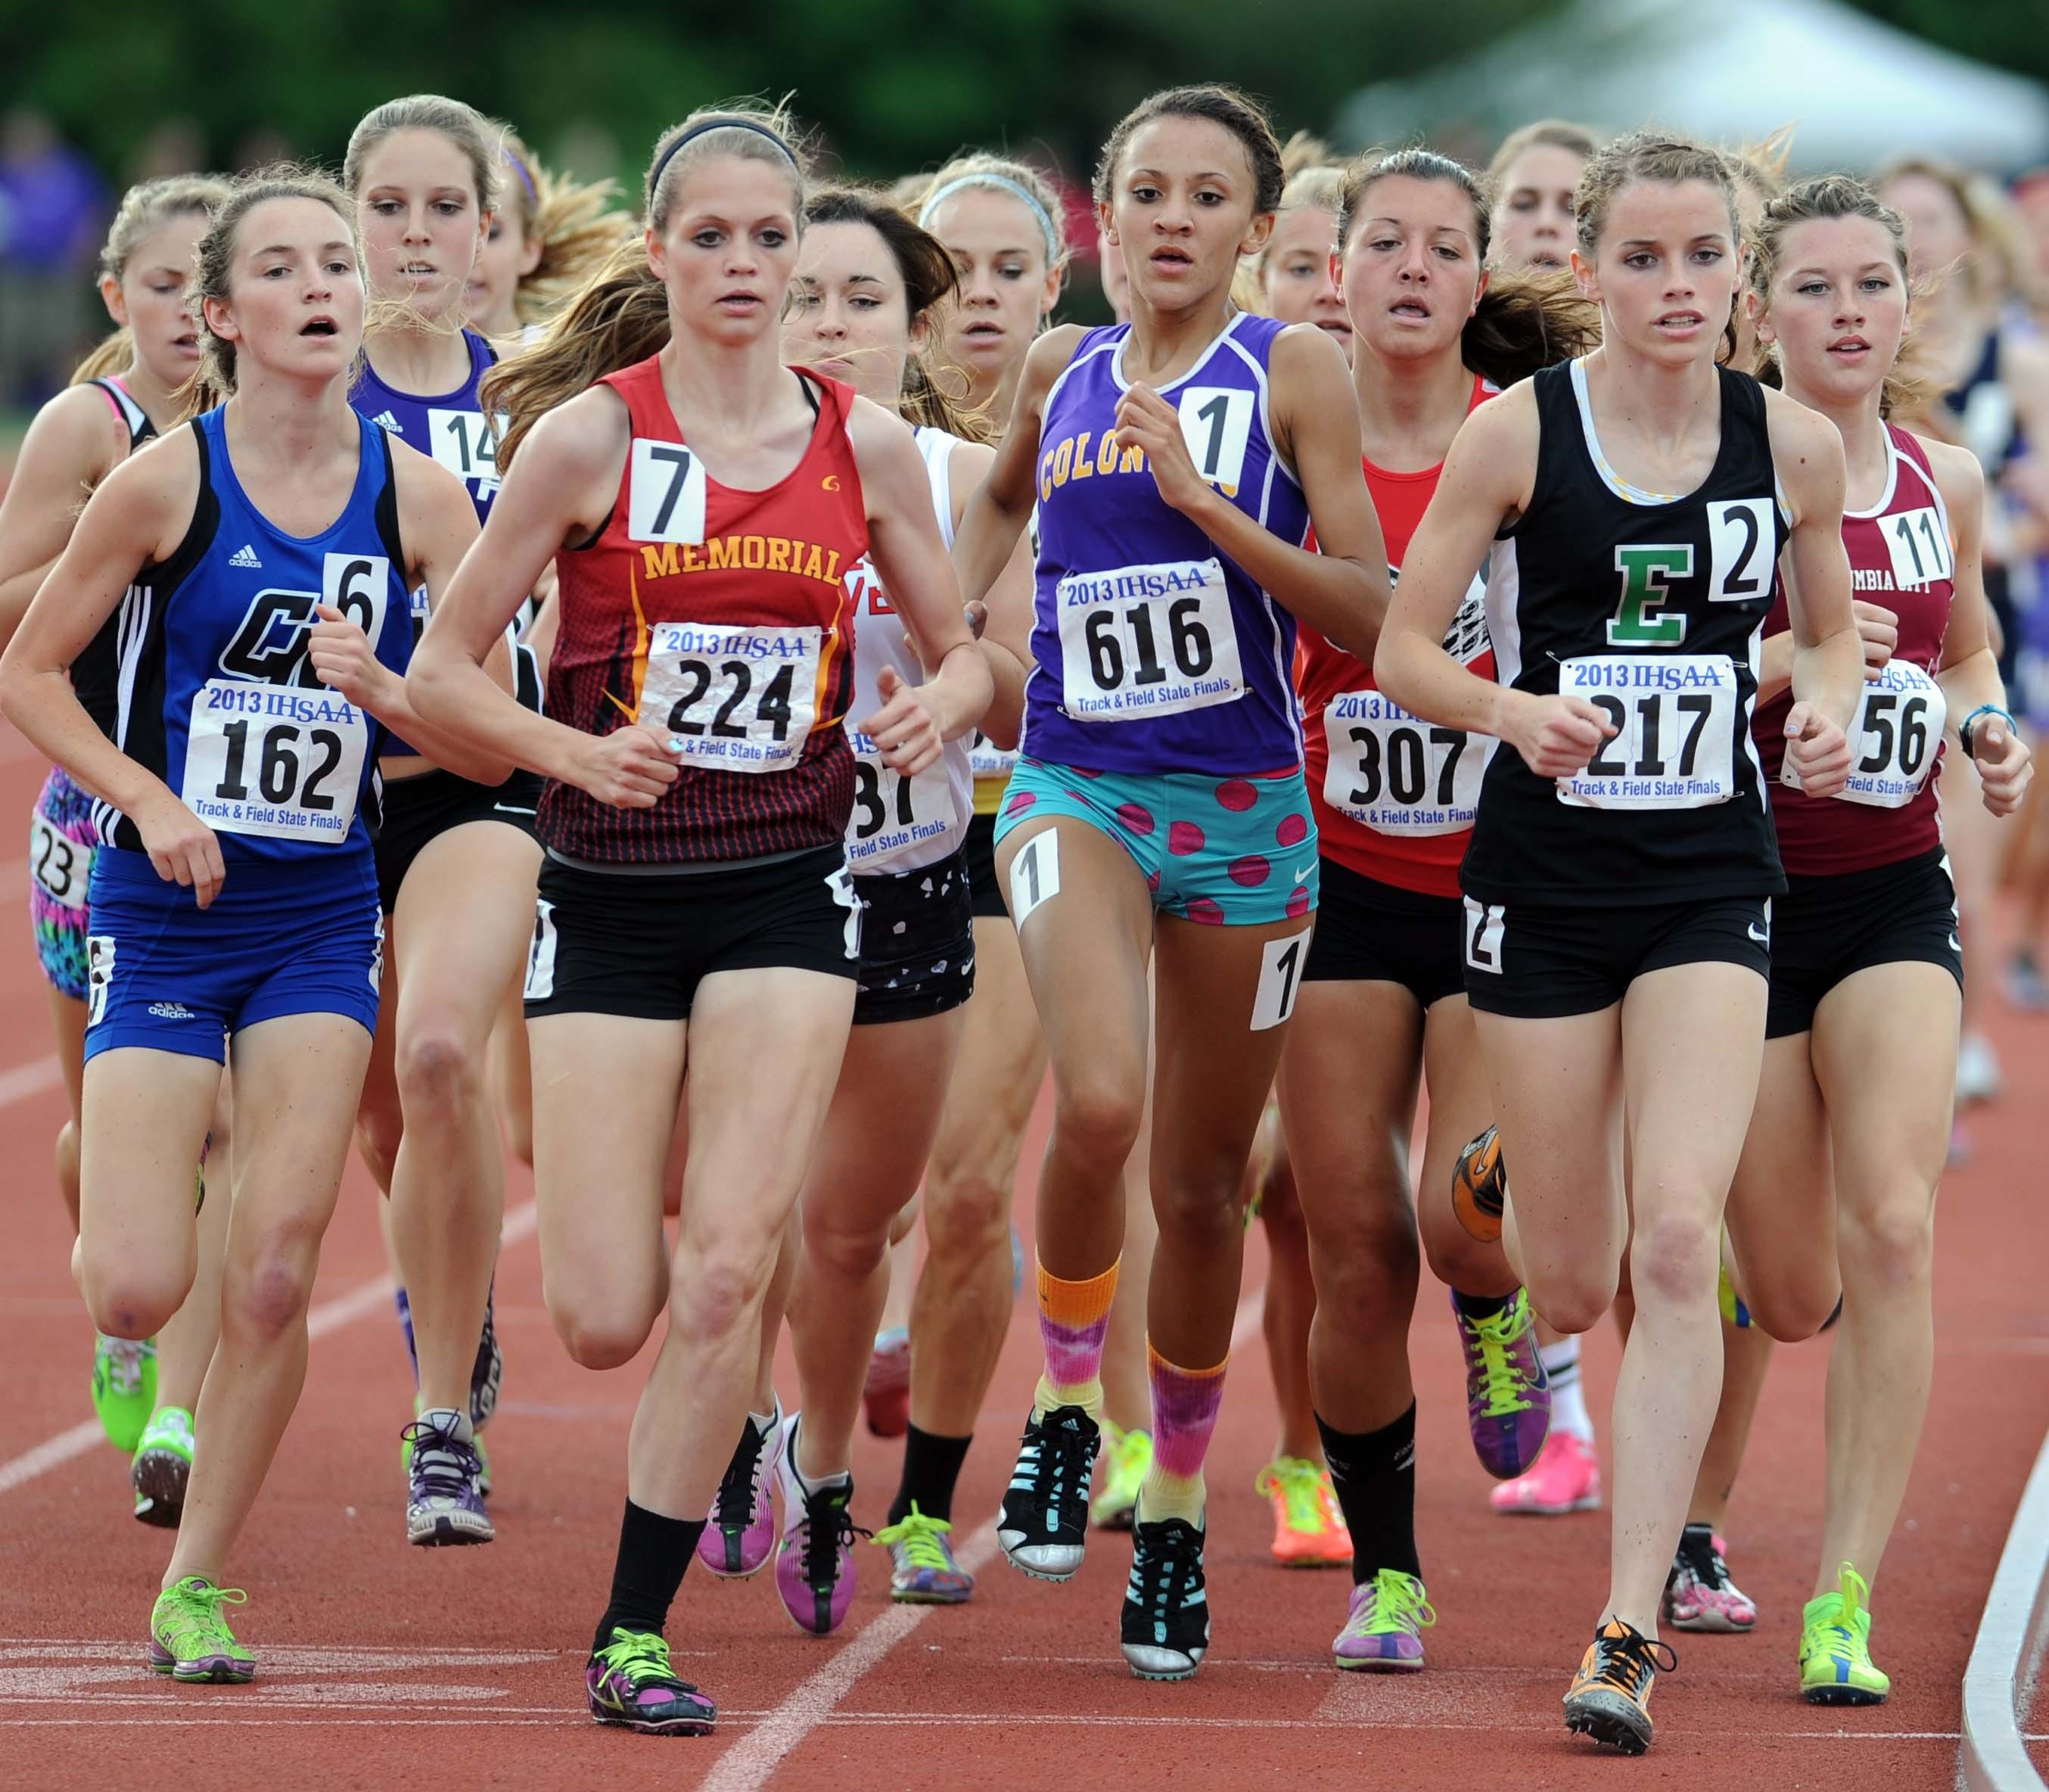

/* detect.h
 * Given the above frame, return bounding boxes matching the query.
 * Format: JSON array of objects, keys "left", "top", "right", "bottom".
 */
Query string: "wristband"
[{"left": 1959, "top": 704, "right": 2016, "bottom": 761}]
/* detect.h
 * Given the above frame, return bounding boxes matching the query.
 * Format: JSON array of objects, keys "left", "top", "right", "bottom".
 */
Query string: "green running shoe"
[
  {"left": 149, "top": 1577, "right": 254, "bottom": 1683},
  {"left": 1090, "top": 1421, "right": 1152, "bottom": 1531},
  {"left": 92, "top": 1335, "right": 157, "bottom": 1454},
  {"left": 132, "top": 1406, "right": 196, "bottom": 1528},
  {"left": 1799, "top": 1563, "right": 1889, "bottom": 1704}
]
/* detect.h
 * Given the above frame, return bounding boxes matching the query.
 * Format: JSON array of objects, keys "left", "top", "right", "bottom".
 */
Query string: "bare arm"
[
  {"left": 0, "top": 387, "right": 123, "bottom": 652},
  {"left": 1112, "top": 326, "right": 1387, "bottom": 659},
  {"left": 1767, "top": 390, "right": 1862, "bottom": 795},
  {"left": 849, "top": 400, "right": 992, "bottom": 775},
  {"left": 0, "top": 436, "right": 227, "bottom": 904},
  {"left": 409, "top": 390, "right": 677, "bottom": 807},
  {"left": 947, "top": 439, "right": 1032, "bottom": 751},
  {"left": 952, "top": 325, "right": 1085, "bottom": 605}
]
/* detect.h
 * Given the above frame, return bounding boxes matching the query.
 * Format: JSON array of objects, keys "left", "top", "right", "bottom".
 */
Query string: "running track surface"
[{"left": 1, "top": 717, "right": 2046, "bottom": 1792}]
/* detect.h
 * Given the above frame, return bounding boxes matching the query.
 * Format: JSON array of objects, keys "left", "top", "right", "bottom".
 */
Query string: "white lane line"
[
  {"left": 699, "top": 1281, "right": 1268, "bottom": 1790},
  {"left": 0, "top": 1198, "right": 536, "bottom": 1499},
  {"left": 0, "top": 1054, "right": 61, "bottom": 1109},
  {"left": 1960, "top": 1418, "right": 2049, "bottom": 1792}
]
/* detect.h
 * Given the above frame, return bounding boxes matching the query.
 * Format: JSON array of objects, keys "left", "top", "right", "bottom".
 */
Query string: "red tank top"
[
  {"left": 1297, "top": 375, "right": 1495, "bottom": 898},
  {"left": 1754, "top": 425, "right": 1953, "bottom": 877},
  {"left": 543, "top": 354, "right": 868, "bottom": 864}
]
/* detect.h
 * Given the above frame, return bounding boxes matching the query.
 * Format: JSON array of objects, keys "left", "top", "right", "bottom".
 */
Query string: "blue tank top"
[
  {"left": 99, "top": 406, "right": 414, "bottom": 866},
  {"left": 1022, "top": 313, "right": 1311, "bottom": 776}
]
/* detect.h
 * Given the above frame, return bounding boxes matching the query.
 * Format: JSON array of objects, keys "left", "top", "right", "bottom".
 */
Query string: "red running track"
[{"left": 2, "top": 717, "right": 2048, "bottom": 1791}]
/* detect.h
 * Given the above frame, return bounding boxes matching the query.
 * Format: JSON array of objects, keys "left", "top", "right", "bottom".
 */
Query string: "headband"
[
  {"left": 649, "top": 118, "right": 799, "bottom": 201},
  {"left": 919, "top": 173, "right": 1062, "bottom": 262},
  {"left": 502, "top": 146, "right": 537, "bottom": 206}
]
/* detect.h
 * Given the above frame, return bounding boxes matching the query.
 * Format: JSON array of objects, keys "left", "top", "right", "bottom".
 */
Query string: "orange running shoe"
[
  {"left": 1451, "top": 1125, "right": 1506, "bottom": 1243},
  {"left": 1563, "top": 1618, "right": 1675, "bottom": 1754},
  {"left": 1491, "top": 1431, "right": 1601, "bottom": 1515},
  {"left": 1255, "top": 1457, "right": 1353, "bottom": 1567}
]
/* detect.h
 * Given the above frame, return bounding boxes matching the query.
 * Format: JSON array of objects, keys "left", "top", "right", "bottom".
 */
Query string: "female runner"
[
  {"left": 729, "top": 185, "right": 1034, "bottom": 1626},
  {"left": 342, "top": 95, "right": 540, "bottom": 1542},
  {"left": 952, "top": 83, "right": 1385, "bottom": 1680},
  {"left": 408, "top": 105, "right": 987, "bottom": 1735},
  {"left": 0, "top": 174, "right": 232, "bottom": 1525},
  {"left": 464, "top": 126, "right": 633, "bottom": 347},
  {"left": 0, "top": 167, "right": 484, "bottom": 1680},
  {"left": 1284, "top": 145, "right": 1599, "bottom": 1669},
  {"left": 1378, "top": 131, "right": 1862, "bottom": 1753},
  {"left": 1729, "top": 173, "right": 2032, "bottom": 1703}
]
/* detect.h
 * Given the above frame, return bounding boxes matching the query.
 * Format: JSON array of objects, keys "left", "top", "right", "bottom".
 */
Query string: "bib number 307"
[
  {"left": 1556, "top": 654, "right": 1738, "bottom": 810},
  {"left": 1321, "top": 692, "right": 1490, "bottom": 837},
  {"left": 636, "top": 621, "right": 823, "bottom": 773}
]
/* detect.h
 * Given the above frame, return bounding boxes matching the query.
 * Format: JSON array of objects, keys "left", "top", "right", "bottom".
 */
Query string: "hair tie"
[
  {"left": 919, "top": 173, "right": 1062, "bottom": 263},
  {"left": 649, "top": 118, "right": 799, "bottom": 204},
  {"left": 502, "top": 147, "right": 537, "bottom": 205}
]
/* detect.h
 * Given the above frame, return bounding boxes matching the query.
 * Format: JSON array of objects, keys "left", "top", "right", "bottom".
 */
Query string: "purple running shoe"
[{"left": 1451, "top": 1286, "right": 1551, "bottom": 1481}]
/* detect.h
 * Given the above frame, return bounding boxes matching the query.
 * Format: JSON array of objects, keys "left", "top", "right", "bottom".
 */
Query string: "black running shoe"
[
  {"left": 997, "top": 1405, "right": 1100, "bottom": 1580},
  {"left": 1121, "top": 1516, "right": 1210, "bottom": 1680}
]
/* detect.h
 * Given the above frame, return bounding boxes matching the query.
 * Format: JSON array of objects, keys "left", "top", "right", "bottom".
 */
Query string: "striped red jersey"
[
  {"left": 1754, "top": 425, "right": 1954, "bottom": 876},
  {"left": 543, "top": 356, "right": 867, "bottom": 864},
  {"left": 1297, "top": 375, "right": 1495, "bottom": 898}
]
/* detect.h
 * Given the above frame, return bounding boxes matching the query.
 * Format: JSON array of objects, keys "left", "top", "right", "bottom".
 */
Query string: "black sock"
[
  {"left": 1451, "top": 1289, "right": 1510, "bottom": 1321},
  {"left": 1317, "top": 1403, "right": 1419, "bottom": 1585},
  {"left": 592, "top": 1499, "right": 706, "bottom": 1654},
  {"left": 889, "top": 1423, "right": 973, "bottom": 1526}
]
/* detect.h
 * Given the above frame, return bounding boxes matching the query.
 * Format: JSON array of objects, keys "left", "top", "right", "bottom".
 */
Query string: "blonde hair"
[
  {"left": 1749, "top": 173, "right": 1925, "bottom": 417},
  {"left": 1575, "top": 129, "right": 1740, "bottom": 260},
  {"left": 345, "top": 93, "right": 503, "bottom": 216},
  {"left": 914, "top": 151, "right": 1070, "bottom": 275},
  {"left": 486, "top": 103, "right": 807, "bottom": 468},
  {"left": 70, "top": 173, "right": 232, "bottom": 386},
  {"left": 1487, "top": 120, "right": 1601, "bottom": 190},
  {"left": 494, "top": 126, "right": 636, "bottom": 325},
  {"left": 1727, "top": 124, "right": 1797, "bottom": 213},
  {"left": 1873, "top": 153, "right": 2046, "bottom": 310},
  {"left": 1236, "top": 138, "right": 1347, "bottom": 310},
  {"left": 181, "top": 166, "right": 362, "bottom": 416}
]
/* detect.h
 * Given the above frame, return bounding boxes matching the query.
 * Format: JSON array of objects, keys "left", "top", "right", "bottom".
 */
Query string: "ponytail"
[{"left": 1461, "top": 269, "right": 1600, "bottom": 389}]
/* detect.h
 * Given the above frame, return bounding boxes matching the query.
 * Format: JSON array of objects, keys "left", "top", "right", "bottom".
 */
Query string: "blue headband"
[
  {"left": 502, "top": 146, "right": 536, "bottom": 205},
  {"left": 649, "top": 118, "right": 799, "bottom": 201},
  {"left": 919, "top": 173, "right": 1062, "bottom": 262}
]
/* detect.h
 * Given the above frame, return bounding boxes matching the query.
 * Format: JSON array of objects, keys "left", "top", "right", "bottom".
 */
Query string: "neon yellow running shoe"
[
  {"left": 149, "top": 1577, "right": 254, "bottom": 1683},
  {"left": 92, "top": 1335, "right": 157, "bottom": 1454},
  {"left": 1799, "top": 1563, "right": 1889, "bottom": 1704},
  {"left": 1255, "top": 1457, "right": 1353, "bottom": 1566},
  {"left": 875, "top": 1503, "right": 974, "bottom": 1604},
  {"left": 1090, "top": 1421, "right": 1151, "bottom": 1530},
  {"left": 132, "top": 1406, "right": 195, "bottom": 1529}
]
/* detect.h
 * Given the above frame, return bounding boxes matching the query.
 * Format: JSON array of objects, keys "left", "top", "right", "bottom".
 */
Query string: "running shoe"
[
  {"left": 1451, "top": 1125, "right": 1506, "bottom": 1243},
  {"left": 1121, "top": 1515, "right": 1210, "bottom": 1680},
  {"left": 400, "top": 1401, "right": 493, "bottom": 1498},
  {"left": 1718, "top": 1263, "right": 1753, "bottom": 1330},
  {"left": 2004, "top": 949, "right": 2049, "bottom": 1013},
  {"left": 773, "top": 1419, "right": 866, "bottom": 1635},
  {"left": 1957, "top": 1032, "right": 2002, "bottom": 1105},
  {"left": 875, "top": 1503, "right": 974, "bottom": 1604},
  {"left": 1255, "top": 1457, "right": 1353, "bottom": 1567},
  {"left": 696, "top": 1402, "right": 782, "bottom": 1579},
  {"left": 394, "top": 1285, "right": 418, "bottom": 1381},
  {"left": 1454, "top": 1288, "right": 1551, "bottom": 1480},
  {"left": 1663, "top": 1524, "right": 1757, "bottom": 1633},
  {"left": 1090, "top": 1420, "right": 1150, "bottom": 1532},
  {"left": 997, "top": 1404, "right": 1100, "bottom": 1579},
  {"left": 1563, "top": 1619, "right": 1675, "bottom": 1755},
  {"left": 148, "top": 1577, "right": 255, "bottom": 1684},
  {"left": 1332, "top": 1567, "right": 1435, "bottom": 1671},
  {"left": 586, "top": 1628, "right": 716, "bottom": 1736},
  {"left": 1799, "top": 1563, "right": 1889, "bottom": 1704},
  {"left": 1491, "top": 1431, "right": 1602, "bottom": 1515},
  {"left": 470, "top": 1281, "right": 503, "bottom": 1431},
  {"left": 131, "top": 1405, "right": 195, "bottom": 1529},
  {"left": 402, "top": 1409, "right": 493, "bottom": 1546},
  {"left": 863, "top": 1327, "right": 911, "bottom": 1439},
  {"left": 92, "top": 1334, "right": 157, "bottom": 1454}
]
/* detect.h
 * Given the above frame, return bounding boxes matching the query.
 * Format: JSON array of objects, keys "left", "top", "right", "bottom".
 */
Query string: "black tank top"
[
  {"left": 1461, "top": 359, "right": 1787, "bottom": 907},
  {"left": 76, "top": 379, "right": 157, "bottom": 736}
]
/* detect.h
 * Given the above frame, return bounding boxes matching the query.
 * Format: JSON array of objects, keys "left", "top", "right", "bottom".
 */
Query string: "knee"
[
  {"left": 922, "top": 1171, "right": 1012, "bottom": 1266},
  {"left": 669, "top": 1236, "right": 777, "bottom": 1348},
  {"left": 354, "top": 1107, "right": 401, "bottom": 1192},
  {"left": 82, "top": 1259, "right": 188, "bottom": 1341},
  {"left": 1527, "top": 1253, "right": 1621, "bottom": 1336},
  {"left": 1837, "top": 1195, "right": 1935, "bottom": 1297},
  {"left": 227, "top": 1230, "right": 322, "bottom": 1342},
  {"left": 1308, "top": 1202, "right": 1420, "bottom": 1314},
  {"left": 1152, "top": 1159, "right": 1255, "bottom": 1242},
  {"left": 1052, "top": 1080, "right": 1143, "bottom": 1165},
  {"left": 396, "top": 1022, "right": 483, "bottom": 1112},
  {"left": 800, "top": 1200, "right": 891, "bottom": 1287},
  {"left": 1744, "top": 1260, "right": 1842, "bottom": 1344},
  {"left": 1629, "top": 1211, "right": 1721, "bottom": 1311},
  {"left": 546, "top": 1274, "right": 661, "bottom": 1370}
]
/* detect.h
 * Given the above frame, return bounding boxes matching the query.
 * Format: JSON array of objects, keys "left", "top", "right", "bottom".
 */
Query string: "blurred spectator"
[
  {"left": 233, "top": 128, "right": 294, "bottom": 173},
  {"left": 130, "top": 117, "right": 207, "bottom": 184},
  {"left": 0, "top": 107, "right": 107, "bottom": 407}
]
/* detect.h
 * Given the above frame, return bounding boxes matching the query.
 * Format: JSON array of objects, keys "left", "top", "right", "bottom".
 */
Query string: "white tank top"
[{"left": 842, "top": 425, "right": 975, "bottom": 875}]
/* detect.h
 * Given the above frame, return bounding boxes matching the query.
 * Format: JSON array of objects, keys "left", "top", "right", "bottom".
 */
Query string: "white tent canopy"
[{"left": 1340, "top": 0, "right": 2049, "bottom": 173}]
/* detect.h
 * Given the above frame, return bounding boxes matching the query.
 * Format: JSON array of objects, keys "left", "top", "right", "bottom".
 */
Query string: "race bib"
[
  {"left": 969, "top": 734, "right": 1019, "bottom": 784},
  {"left": 636, "top": 621, "right": 823, "bottom": 773},
  {"left": 1883, "top": 506, "right": 1954, "bottom": 590},
  {"left": 180, "top": 680, "right": 368, "bottom": 842},
  {"left": 627, "top": 440, "right": 707, "bottom": 545},
  {"left": 28, "top": 811, "right": 91, "bottom": 910},
  {"left": 1321, "top": 692, "right": 1491, "bottom": 837},
  {"left": 426, "top": 407, "right": 502, "bottom": 501},
  {"left": 1056, "top": 558, "right": 1244, "bottom": 722},
  {"left": 1788, "top": 657, "right": 1945, "bottom": 807},
  {"left": 846, "top": 734, "right": 956, "bottom": 870},
  {"left": 1556, "top": 654, "right": 1738, "bottom": 810}
]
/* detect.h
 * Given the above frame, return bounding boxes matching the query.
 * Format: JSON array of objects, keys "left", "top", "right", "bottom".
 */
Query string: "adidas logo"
[
  {"left": 146, "top": 1001, "right": 196, "bottom": 1020},
  {"left": 228, "top": 543, "right": 263, "bottom": 569},
  {"left": 372, "top": 410, "right": 403, "bottom": 433}
]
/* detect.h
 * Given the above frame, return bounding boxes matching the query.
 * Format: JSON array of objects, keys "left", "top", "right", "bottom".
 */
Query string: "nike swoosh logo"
[
  {"left": 1949, "top": 933, "right": 1962, "bottom": 954},
  {"left": 1292, "top": 863, "right": 1317, "bottom": 884},
  {"left": 1747, "top": 923, "right": 1769, "bottom": 944},
  {"left": 493, "top": 804, "right": 538, "bottom": 816}
]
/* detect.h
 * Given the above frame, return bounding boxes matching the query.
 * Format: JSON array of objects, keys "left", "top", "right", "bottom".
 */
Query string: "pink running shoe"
[
  {"left": 1662, "top": 1523, "right": 1758, "bottom": 1632},
  {"left": 863, "top": 1330, "right": 910, "bottom": 1439},
  {"left": 1490, "top": 1431, "right": 1601, "bottom": 1515},
  {"left": 773, "top": 1416, "right": 866, "bottom": 1636},
  {"left": 696, "top": 1400, "right": 783, "bottom": 1579}
]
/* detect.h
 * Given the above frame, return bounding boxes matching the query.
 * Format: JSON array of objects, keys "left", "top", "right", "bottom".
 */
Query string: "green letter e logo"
[{"left": 1608, "top": 544, "right": 1693, "bottom": 646}]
